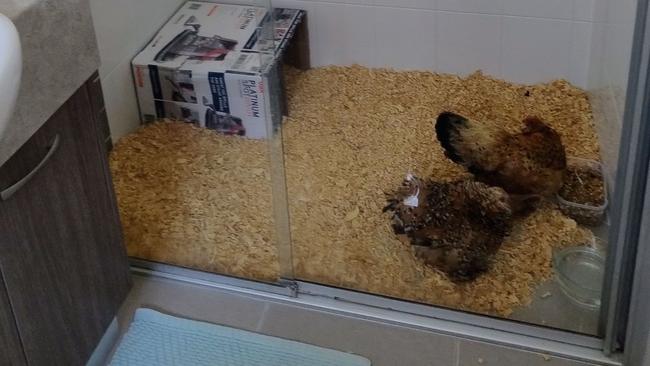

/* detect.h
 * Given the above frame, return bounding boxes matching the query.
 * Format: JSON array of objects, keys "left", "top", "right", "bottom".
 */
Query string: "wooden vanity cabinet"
[{"left": 0, "top": 73, "right": 130, "bottom": 365}]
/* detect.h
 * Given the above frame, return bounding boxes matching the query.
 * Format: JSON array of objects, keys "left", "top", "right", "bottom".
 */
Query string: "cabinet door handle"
[{"left": 1, "top": 134, "right": 60, "bottom": 201}]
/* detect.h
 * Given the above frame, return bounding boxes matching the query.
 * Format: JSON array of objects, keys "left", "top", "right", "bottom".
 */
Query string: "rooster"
[
  {"left": 435, "top": 112, "right": 567, "bottom": 197},
  {"left": 384, "top": 175, "right": 515, "bottom": 281}
]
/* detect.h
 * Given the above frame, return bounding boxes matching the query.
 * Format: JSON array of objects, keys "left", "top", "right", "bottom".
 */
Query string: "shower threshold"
[{"left": 129, "top": 258, "right": 614, "bottom": 366}]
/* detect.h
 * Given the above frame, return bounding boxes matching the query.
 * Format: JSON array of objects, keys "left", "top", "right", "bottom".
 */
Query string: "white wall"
[
  {"left": 89, "top": 0, "right": 187, "bottom": 140},
  {"left": 588, "top": 0, "right": 638, "bottom": 189},
  {"left": 272, "top": 0, "right": 597, "bottom": 87},
  {"left": 90, "top": 0, "right": 600, "bottom": 141}
]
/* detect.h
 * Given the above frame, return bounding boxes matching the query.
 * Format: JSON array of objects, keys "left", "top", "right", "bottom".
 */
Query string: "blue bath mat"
[{"left": 110, "top": 308, "right": 371, "bottom": 366}]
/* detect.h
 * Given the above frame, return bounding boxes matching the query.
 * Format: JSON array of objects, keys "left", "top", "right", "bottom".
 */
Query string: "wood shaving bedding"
[
  {"left": 282, "top": 66, "right": 597, "bottom": 316},
  {"left": 110, "top": 65, "right": 599, "bottom": 316},
  {"left": 109, "top": 123, "right": 278, "bottom": 282}
]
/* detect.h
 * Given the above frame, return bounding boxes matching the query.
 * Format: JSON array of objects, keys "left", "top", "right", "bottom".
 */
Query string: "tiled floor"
[{"left": 108, "top": 273, "right": 612, "bottom": 366}]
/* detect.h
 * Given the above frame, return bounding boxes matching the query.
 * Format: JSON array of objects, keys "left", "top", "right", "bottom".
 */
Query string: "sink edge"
[{"left": 0, "top": 13, "right": 22, "bottom": 140}]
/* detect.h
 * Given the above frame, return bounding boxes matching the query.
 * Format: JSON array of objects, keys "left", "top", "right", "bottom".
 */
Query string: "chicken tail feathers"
[
  {"left": 382, "top": 200, "right": 398, "bottom": 213},
  {"left": 435, "top": 112, "right": 469, "bottom": 164}
]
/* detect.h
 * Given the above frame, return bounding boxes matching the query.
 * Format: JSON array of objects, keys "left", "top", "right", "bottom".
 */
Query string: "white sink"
[{"left": 0, "top": 13, "right": 21, "bottom": 140}]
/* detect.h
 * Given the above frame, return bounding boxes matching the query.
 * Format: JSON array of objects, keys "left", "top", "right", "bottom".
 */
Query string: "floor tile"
[
  {"left": 259, "top": 303, "right": 458, "bottom": 366},
  {"left": 116, "top": 274, "right": 268, "bottom": 333},
  {"left": 458, "top": 339, "right": 599, "bottom": 366}
]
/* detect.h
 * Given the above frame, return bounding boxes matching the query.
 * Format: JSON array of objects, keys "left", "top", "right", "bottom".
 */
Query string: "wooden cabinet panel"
[
  {"left": 0, "top": 274, "right": 26, "bottom": 366},
  {"left": 87, "top": 71, "right": 113, "bottom": 152},
  {"left": 0, "top": 78, "right": 131, "bottom": 365}
]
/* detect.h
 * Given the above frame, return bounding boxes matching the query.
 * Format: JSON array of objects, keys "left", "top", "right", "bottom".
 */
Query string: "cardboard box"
[{"left": 132, "top": 2, "right": 304, "bottom": 139}]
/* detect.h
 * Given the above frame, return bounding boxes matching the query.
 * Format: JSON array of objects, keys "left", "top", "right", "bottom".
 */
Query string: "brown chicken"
[
  {"left": 435, "top": 112, "right": 567, "bottom": 197},
  {"left": 384, "top": 176, "right": 514, "bottom": 281}
]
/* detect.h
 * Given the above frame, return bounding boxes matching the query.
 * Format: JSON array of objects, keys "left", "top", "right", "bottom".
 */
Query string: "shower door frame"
[
  {"left": 600, "top": 0, "right": 650, "bottom": 356},
  {"left": 128, "top": 0, "right": 650, "bottom": 362},
  {"left": 622, "top": 177, "right": 650, "bottom": 365},
  {"left": 273, "top": 0, "right": 650, "bottom": 360}
]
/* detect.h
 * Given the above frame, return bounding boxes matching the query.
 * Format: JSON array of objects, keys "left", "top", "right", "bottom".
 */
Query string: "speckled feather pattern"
[{"left": 385, "top": 178, "right": 513, "bottom": 281}]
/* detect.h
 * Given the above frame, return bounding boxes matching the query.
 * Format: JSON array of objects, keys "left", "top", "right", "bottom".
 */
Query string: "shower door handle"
[{"left": 1, "top": 134, "right": 60, "bottom": 201}]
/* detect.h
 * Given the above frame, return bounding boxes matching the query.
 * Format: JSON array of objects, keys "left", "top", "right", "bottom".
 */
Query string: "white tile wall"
[
  {"left": 604, "top": 21, "right": 634, "bottom": 108},
  {"left": 436, "top": 11, "right": 501, "bottom": 76},
  {"left": 436, "top": 0, "right": 502, "bottom": 14},
  {"left": 588, "top": 0, "right": 638, "bottom": 190},
  {"left": 375, "top": 0, "right": 436, "bottom": 10},
  {"left": 569, "top": 21, "right": 593, "bottom": 88},
  {"left": 590, "top": 0, "right": 608, "bottom": 22},
  {"left": 374, "top": 7, "right": 436, "bottom": 71},
  {"left": 273, "top": 0, "right": 596, "bottom": 87},
  {"left": 89, "top": 0, "right": 606, "bottom": 140},
  {"left": 90, "top": 0, "right": 187, "bottom": 140},
  {"left": 501, "top": 16, "right": 572, "bottom": 84},
  {"left": 587, "top": 22, "right": 606, "bottom": 91},
  {"left": 100, "top": 59, "right": 143, "bottom": 140},
  {"left": 573, "top": 0, "right": 597, "bottom": 21},
  {"left": 501, "top": 0, "right": 573, "bottom": 20},
  {"left": 312, "top": 3, "right": 376, "bottom": 66},
  {"left": 91, "top": 0, "right": 186, "bottom": 80}
]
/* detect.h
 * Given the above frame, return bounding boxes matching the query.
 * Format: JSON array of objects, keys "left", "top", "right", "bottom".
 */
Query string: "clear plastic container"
[
  {"left": 587, "top": 235, "right": 607, "bottom": 253},
  {"left": 557, "top": 157, "right": 608, "bottom": 226},
  {"left": 553, "top": 245, "right": 605, "bottom": 310}
]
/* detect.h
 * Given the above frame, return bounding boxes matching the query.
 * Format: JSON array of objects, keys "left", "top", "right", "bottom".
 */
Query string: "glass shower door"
[
  {"left": 113, "top": 0, "right": 292, "bottom": 286},
  {"left": 269, "top": 0, "right": 642, "bottom": 341}
]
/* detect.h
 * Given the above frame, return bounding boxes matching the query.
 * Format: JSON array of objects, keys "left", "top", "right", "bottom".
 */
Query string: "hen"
[
  {"left": 435, "top": 112, "right": 567, "bottom": 197},
  {"left": 384, "top": 175, "right": 513, "bottom": 281}
]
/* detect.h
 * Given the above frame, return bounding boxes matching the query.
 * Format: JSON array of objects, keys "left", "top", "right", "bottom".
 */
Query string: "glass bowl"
[{"left": 553, "top": 246, "right": 605, "bottom": 310}]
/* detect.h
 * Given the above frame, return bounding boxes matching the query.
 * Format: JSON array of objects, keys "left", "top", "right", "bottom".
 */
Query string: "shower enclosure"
[{"left": 110, "top": 0, "right": 650, "bottom": 362}]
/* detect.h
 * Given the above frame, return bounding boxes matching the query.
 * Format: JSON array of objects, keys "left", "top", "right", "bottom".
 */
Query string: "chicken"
[
  {"left": 435, "top": 112, "right": 567, "bottom": 197},
  {"left": 384, "top": 175, "right": 514, "bottom": 281}
]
